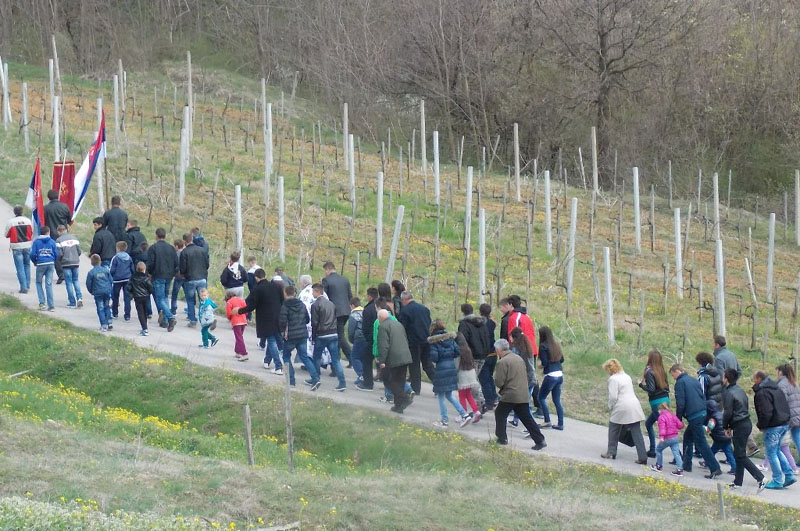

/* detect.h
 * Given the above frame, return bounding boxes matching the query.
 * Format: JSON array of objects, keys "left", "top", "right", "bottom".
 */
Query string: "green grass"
[{"left": 0, "top": 296, "right": 799, "bottom": 529}]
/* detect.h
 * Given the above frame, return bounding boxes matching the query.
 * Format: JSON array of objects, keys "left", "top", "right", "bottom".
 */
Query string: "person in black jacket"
[
  {"left": 220, "top": 252, "right": 248, "bottom": 298},
  {"left": 391, "top": 280, "right": 405, "bottom": 317},
  {"left": 89, "top": 218, "right": 116, "bottom": 266},
  {"left": 722, "top": 370, "right": 766, "bottom": 490},
  {"left": 359, "top": 287, "right": 379, "bottom": 390},
  {"left": 44, "top": 189, "right": 72, "bottom": 283},
  {"left": 146, "top": 227, "right": 178, "bottom": 331},
  {"left": 124, "top": 220, "right": 147, "bottom": 263},
  {"left": 126, "top": 261, "right": 153, "bottom": 336},
  {"left": 102, "top": 195, "right": 128, "bottom": 242},
  {"left": 638, "top": 350, "right": 670, "bottom": 458},
  {"left": 279, "top": 285, "right": 317, "bottom": 386},
  {"left": 322, "top": 261, "right": 353, "bottom": 366},
  {"left": 236, "top": 268, "right": 285, "bottom": 373},
  {"left": 459, "top": 304, "right": 494, "bottom": 408},
  {"left": 179, "top": 233, "right": 210, "bottom": 326},
  {"left": 752, "top": 371, "right": 796, "bottom": 489},
  {"left": 398, "top": 291, "right": 435, "bottom": 395},
  {"left": 670, "top": 364, "right": 721, "bottom": 477},
  {"left": 696, "top": 351, "right": 724, "bottom": 404},
  {"left": 311, "top": 283, "right": 346, "bottom": 391}
]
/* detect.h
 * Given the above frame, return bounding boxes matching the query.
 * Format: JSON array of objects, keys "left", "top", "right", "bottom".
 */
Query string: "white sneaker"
[
  {"left": 263, "top": 362, "right": 270, "bottom": 370},
  {"left": 459, "top": 416, "right": 472, "bottom": 428},
  {"left": 271, "top": 368, "right": 284, "bottom": 375},
  {"left": 432, "top": 420, "right": 448, "bottom": 429}
]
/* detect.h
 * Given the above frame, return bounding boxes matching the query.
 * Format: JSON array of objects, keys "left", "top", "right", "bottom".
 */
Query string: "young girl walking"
[
  {"left": 225, "top": 289, "right": 249, "bottom": 361},
  {"left": 198, "top": 288, "right": 219, "bottom": 349},
  {"left": 428, "top": 320, "right": 472, "bottom": 429},
  {"left": 456, "top": 337, "right": 483, "bottom": 424},
  {"left": 651, "top": 402, "right": 684, "bottom": 476}
]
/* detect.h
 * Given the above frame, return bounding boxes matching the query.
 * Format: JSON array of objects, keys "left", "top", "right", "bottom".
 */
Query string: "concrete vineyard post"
[
  {"left": 674, "top": 208, "right": 683, "bottom": 299},
  {"left": 767, "top": 212, "right": 775, "bottom": 302},
  {"left": 716, "top": 239, "right": 726, "bottom": 336},
  {"left": 376, "top": 171, "right": 384, "bottom": 258},
  {"left": 795, "top": 169, "right": 799, "bottom": 246},
  {"left": 566, "top": 197, "right": 578, "bottom": 315},
  {"left": 342, "top": 102, "right": 349, "bottom": 170},
  {"left": 514, "top": 122, "right": 521, "bottom": 201},
  {"left": 544, "top": 170, "right": 552, "bottom": 255},
  {"left": 113, "top": 74, "right": 120, "bottom": 146},
  {"left": 420, "top": 100, "right": 427, "bottom": 177},
  {"left": 385, "top": 205, "right": 405, "bottom": 282},
  {"left": 713, "top": 172, "right": 721, "bottom": 240},
  {"left": 22, "top": 82, "right": 29, "bottom": 152},
  {"left": 53, "top": 95, "right": 60, "bottom": 162},
  {"left": 349, "top": 133, "right": 356, "bottom": 214},
  {"left": 186, "top": 51, "right": 193, "bottom": 143},
  {"left": 266, "top": 102, "right": 273, "bottom": 209},
  {"left": 591, "top": 126, "right": 599, "bottom": 193},
  {"left": 433, "top": 130, "right": 440, "bottom": 205},
  {"left": 479, "top": 208, "right": 486, "bottom": 304},
  {"left": 633, "top": 167, "right": 641, "bottom": 254},
  {"left": 235, "top": 185, "right": 243, "bottom": 261},
  {"left": 464, "top": 167, "right": 473, "bottom": 260}
]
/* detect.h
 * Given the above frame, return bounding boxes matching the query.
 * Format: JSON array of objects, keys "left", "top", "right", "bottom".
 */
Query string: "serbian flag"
[
  {"left": 72, "top": 110, "right": 106, "bottom": 220},
  {"left": 24, "top": 158, "right": 45, "bottom": 235}
]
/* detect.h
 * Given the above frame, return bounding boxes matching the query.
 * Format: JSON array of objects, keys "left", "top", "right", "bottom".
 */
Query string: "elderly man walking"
[
  {"left": 493, "top": 339, "right": 547, "bottom": 450},
  {"left": 377, "top": 309, "right": 413, "bottom": 413}
]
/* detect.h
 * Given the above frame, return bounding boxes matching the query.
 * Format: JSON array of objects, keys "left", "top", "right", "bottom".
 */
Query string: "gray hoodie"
[{"left": 56, "top": 232, "right": 82, "bottom": 268}]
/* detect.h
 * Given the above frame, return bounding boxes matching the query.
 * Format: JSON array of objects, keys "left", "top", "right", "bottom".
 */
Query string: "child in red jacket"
[
  {"left": 651, "top": 402, "right": 684, "bottom": 476},
  {"left": 225, "top": 290, "right": 249, "bottom": 361}
]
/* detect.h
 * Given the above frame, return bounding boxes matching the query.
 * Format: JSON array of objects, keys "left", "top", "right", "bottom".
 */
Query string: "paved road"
[{"left": 1, "top": 198, "right": 796, "bottom": 509}]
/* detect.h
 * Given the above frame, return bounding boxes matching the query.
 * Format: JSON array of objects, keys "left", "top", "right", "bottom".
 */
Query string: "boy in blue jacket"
[
  {"left": 109, "top": 241, "right": 134, "bottom": 321},
  {"left": 30, "top": 225, "right": 58, "bottom": 311},
  {"left": 86, "top": 254, "right": 113, "bottom": 332}
]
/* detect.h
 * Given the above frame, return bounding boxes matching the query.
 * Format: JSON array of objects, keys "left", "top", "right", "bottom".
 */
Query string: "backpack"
[{"left": 199, "top": 303, "right": 217, "bottom": 327}]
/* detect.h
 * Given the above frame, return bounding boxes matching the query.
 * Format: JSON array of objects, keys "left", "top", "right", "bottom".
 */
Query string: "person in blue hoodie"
[
  {"left": 110, "top": 241, "right": 135, "bottom": 321},
  {"left": 86, "top": 254, "right": 113, "bottom": 331},
  {"left": 30, "top": 225, "right": 58, "bottom": 311}
]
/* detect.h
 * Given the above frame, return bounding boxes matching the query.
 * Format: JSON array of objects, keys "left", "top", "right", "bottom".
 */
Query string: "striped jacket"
[{"left": 56, "top": 232, "right": 82, "bottom": 267}]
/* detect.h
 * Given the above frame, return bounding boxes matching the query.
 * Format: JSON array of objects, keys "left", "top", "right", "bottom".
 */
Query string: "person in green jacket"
[{"left": 377, "top": 309, "right": 414, "bottom": 413}]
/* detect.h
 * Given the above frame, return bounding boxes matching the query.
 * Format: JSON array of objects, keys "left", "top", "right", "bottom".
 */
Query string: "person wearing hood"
[
  {"left": 703, "top": 399, "right": 735, "bottom": 475},
  {"left": 670, "top": 364, "right": 721, "bottom": 478},
  {"left": 713, "top": 336, "right": 759, "bottom": 457},
  {"left": 506, "top": 295, "right": 538, "bottom": 354},
  {"left": 220, "top": 251, "right": 248, "bottom": 298},
  {"left": 90, "top": 217, "right": 117, "bottom": 266},
  {"left": 722, "top": 369, "right": 766, "bottom": 491},
  {"left": 347, "top": 297, "right": 365, "bottom": 385},
  {"left": 109, "top": 241, "right": 134, "bottom": 321},
  {"left": 279, "top": 284, "right": 317, "bottom": 388},
  {"left": 752, "top": 370, "right": 796, "bottom": 489},
  {"left": 428, "top": 320, "right": 472, "bottom": 429},
  {"left": 191, "top": 227, "right": 210, "bottom": 263},
  {"left": 124, "top": 220, "right": 147, "bottom": 264},
  {"left": 696, "top": 351, "right": 724, "bottom": 404},
  {"left": 461, "top": 303, "right": 496, "bottom": 411},
  {"left": 55, "top": 224, "right": 83, "bottom": 308},
  {"left": 398, "top": 290, "right": 435, "bottom": 395}
]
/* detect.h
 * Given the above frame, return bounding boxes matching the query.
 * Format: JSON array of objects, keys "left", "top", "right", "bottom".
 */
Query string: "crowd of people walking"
[{"left": 6, "top": 191, "right": 800, "bottom": 491}]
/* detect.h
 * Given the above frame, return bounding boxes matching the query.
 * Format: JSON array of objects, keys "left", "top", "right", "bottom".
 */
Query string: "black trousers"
[
  {"left": 361, "top": 344, "right": 375, "bottom": 389},
  {"left": 134, "top": 296, "right": 149, "bottom": 330},
  {"left": 385, "top": 364, "right": 410, "bottom": 409},
  {"left": 495, "top": 401, "right": 545, "bottom": 445},
  {"left": 408, "top": 342, "right": 436, "bottom": 394},
  {"left": 732, "top": 419, "right": 764, "bottom": 486},
  {"left": 607, "top": 421, "right": 648, "bottom": 461},
  {"left": 336, "top": 315, "right": 351, "bottom": 361}
]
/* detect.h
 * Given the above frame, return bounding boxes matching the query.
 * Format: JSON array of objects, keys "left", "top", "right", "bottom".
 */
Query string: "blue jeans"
[
  {"left": 264, "top": 334, "right": 284, "bottom": 369},
  {"left": 12, "top": 248, "right": 31, "bottom": 291},
  {"left": 183, "top": 279, "right": 206, "bottom": 322},
  {"left": 437, "top": 391, "right": 467, "bottom": 423},
  {"left": 683, "top": 416, "right": 720, "bottom": 472},
  {"left": 657, "top": 437, "right": 683, "bottom": 469},
  {"left": 170, "top": 277, "right": 185, "bottom": 314},
  {"left": 645, "top": 404, "right": 660, "bottom": 452},
  {"left": 791, "top": 427, "right": 800, "bottom": 459},
  {"left": 538, "top": 375, "right": 564, "bottom": 426},
  {"left": 101, "top": 259, "right": 111, "bottom": 268},
  {"left": 112, "top": 281, "right": 131, "bottom": 318},
  {"left": 283, "top": 337, "right": 317, "bottom": 385},
  {"left": 313, "top": 335, "right": 345, "bottom": 387},
  {"left": 478, "top": 356, "right": 498, "bottom": 406},
  {"left": 62, "top": 266, "right": 82, "bottom": 305},
  {"left": 152, "top": 277, "right": 174, "bottom": 323},
  {"left": 350, "top": 340, "right": 366, "bottom": 378},
  {"left": 765, "top": 425, "right": 794, "bottom": 485},
  {"left": 710, "top": 439, "right": 736, "bottom": 472},
  {"left": 35, "top": 264, "right": 55, "bottom": 307},
  {"left": 94, "top": 294, "right": 112, "bottom": 326}
]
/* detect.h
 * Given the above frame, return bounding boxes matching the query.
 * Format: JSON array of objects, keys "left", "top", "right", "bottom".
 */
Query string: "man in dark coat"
[
  {"left": 722, "top": 369, "right": 766, "bottom": 490},
  {"left": 124, "top": 220, "right": 147, "bottom": 263},
  {"left": 696, "top": 351, "right": 724, "bottom": 404},
  {"left": 322, "top": 261, "right": 353, "bottom": 365},
  {"left": 359, "top": 287, "right": 379, "bottom": 391},
  {"left": 146, "top": 227, "right": 178, "bottom": 331},
  {"left": 377, "top": 309, "right": 413, "bottom": 413},
  {"left": 752, "top": 371, "right": 796, "bottom": 489},
  {"left": 670, "top": 364, "right": 721, "bottom": 478},
  {"left": 89, "top": 217, "right": 117, "bottom": 266},
  {"left": 179, "top": 233, "right": 209, "bottom": 326},
  {"left": 237, "top": 268, "right": 285, "bottom": 373},
  {"left": 44, "top": 189, "right": 72, "bottom": 282},
  {"left": 102, "top": 195, "right": 128, "bottom": 243},
  {"left": 398, "top": 291, "right": 435, "bottom": 395}
]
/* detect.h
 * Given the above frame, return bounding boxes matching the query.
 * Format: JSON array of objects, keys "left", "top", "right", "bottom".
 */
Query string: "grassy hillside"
[
  {"left": 0, "top": 295, "right": 797, "bottom": 529},
  {"left": 0, "top": 59, "right": 798, "bottom": 432}
]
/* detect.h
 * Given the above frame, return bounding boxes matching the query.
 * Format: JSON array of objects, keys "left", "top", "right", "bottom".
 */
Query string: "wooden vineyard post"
[
  {"left": 342, "top": 102, "right": 349, "bottom": 171},
  {"left": 53, "top": 96, "right": 60, "bottom": 162},
  {"left": 544, "top": 170, "right": 552, "bottom": 255},
  {"left": 284, "top": 371, "right": 294, "bottom": 473},
  {"left": 795, "top": 169, "right": 800, "bottom": 246},
  {"left": 716, "top": 239, "right": 727, "bottom": 336},
  {"left": 21, "top": 82, "right": 29, "bottom": 152},
  {"left": 420, "top": 100, "right": 427, "bottom": 178},
  {"left": 566, "top": 197, "right": 578, "bottom": 317},
  {"left": 278, "top": 176, "right": 285, "bottom": 262},
  {"left": 349, "top": 133, "right": 356, "bottom": 216},
  {"left": 713, "top": 172, "right": 721, "bottom": 241},
  {"left": 243, "top": 404, "right": 254, "bottom": 466},
  {"left": 766, "top": 213, "right": 775, "bottom": 303}
]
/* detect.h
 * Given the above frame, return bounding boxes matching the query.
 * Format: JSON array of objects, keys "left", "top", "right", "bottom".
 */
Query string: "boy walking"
[
  {"left": 198, "top": 288, "right": 219, "bottom": 348},
  {"left": 55, "top": 224, "right": 83, "bottom": 308},
  {"left": 126, "top": 261, "right": 153, "bottom": 336},
  {"left": 30, "top": 225, "right": 58, "bottom": 311},
  {"left": 86, "top": 254, "right": 113, "bottom": 331},
  {"left": 110, "top": 241, "right": 134, "bottom": 321},
  {"left": 279, "top": 285, "right": 317, "bottom": 387}
]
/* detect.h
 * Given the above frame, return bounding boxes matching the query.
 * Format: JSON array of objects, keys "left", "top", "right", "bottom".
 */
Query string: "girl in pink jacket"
[{"left": 651, "top": 402, "right": 684, "bottom": 475}]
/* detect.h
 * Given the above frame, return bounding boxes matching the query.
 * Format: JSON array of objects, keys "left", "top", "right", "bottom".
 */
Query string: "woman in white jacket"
[{"left": 601, "top": 358, "right": 649, "bottom": 464}]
